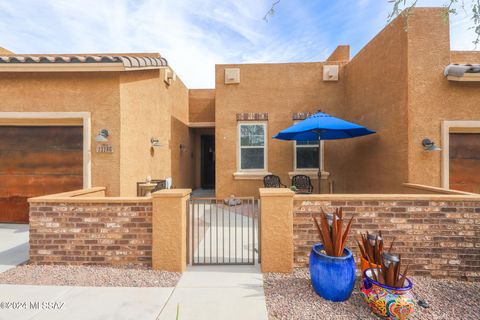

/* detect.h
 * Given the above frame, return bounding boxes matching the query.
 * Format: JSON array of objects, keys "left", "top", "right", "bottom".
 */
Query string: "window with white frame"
[
  {"left": 294, "top": 140, "right": 321, "bottom": 170},
  {"left": 238, "top": 122, "right": 267, "bottom": 171}
]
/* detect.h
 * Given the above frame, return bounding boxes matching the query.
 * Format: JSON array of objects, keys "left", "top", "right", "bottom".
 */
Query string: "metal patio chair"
[
  {"left": 137, "top": 179, "right": 167, "bottom": 196},
  {"left": 291, "top": 174, "right": 314, "bottom": 194},
  {"left": 263, "top": 174, "right": 287, "bottom": 188}
]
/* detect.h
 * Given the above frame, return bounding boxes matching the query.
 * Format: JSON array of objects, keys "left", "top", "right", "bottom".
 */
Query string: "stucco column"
[
  {"left": 152, "top": 189, "right": 191, "bottom": 272},
  {"left": 259, "top": 188, "right": 294, "bottom": 273}
]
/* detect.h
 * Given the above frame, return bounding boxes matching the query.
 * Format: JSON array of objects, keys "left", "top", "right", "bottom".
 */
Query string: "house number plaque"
[{"left": 96, "top": 144, "right": 113, "bottom": 153}]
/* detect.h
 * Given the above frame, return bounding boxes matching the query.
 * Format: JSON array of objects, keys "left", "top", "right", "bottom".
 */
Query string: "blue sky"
[{"left": 0, "top": 0, "right": 477, "bottom": 88}]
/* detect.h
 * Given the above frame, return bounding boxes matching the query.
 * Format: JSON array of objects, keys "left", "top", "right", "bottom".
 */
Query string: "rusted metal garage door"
[
  {"left": 0, "top": 126, "right": 83, "bottom": 223},
  {"left": 449, "top": 133, "right": 480, "bottom": 194}
]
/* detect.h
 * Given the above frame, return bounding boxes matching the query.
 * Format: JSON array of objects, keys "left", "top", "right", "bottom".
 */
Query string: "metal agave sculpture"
[
  {"left": 357, "top": 231, "right": 409, "bottom": 287},
  {"left": 313, "top": 208, "right": 355, "bottom": 257}
]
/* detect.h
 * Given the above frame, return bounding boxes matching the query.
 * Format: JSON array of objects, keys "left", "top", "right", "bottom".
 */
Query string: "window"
[
  {"left": 238, "top": 123, "right": 267, "bottom": 171},
  {"left": 294, "top": 140, "right": 321, "bottom": 170}
]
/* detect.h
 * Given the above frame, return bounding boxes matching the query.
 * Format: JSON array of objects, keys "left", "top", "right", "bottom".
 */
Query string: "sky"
[{"left": 0, "top": 0, "right": 477, "bottom": 88}]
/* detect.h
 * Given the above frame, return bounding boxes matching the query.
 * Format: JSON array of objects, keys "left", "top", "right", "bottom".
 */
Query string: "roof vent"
[
  {"left": 225, "top": 68, "right": 240, "bottom": 84},
  {"left": 323, "top": 65, "right": 339, "bottom": 81}
]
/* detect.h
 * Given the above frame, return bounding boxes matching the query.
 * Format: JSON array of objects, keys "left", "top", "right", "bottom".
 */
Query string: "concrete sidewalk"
[
  {"left": 159, "top": 265, "right": 268, "bottom": 320},
  {"left": 0, "top": 224, "right": 29, "bottom": 273},
  {"left": 0, "top": 285, "right": 173, "bottom": 320},
  {"left": 0, "top": 265, "right": 268, "bottom": 320}
]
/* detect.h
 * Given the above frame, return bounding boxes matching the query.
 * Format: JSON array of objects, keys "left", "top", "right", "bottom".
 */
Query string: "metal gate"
[{"left": 189, "top": 197, "right": 259, "bottom": 265}]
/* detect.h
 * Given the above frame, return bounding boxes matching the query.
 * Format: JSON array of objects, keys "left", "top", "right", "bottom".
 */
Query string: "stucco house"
[{"left": 0, "top": 8, "right": 479, "bottom": 223}]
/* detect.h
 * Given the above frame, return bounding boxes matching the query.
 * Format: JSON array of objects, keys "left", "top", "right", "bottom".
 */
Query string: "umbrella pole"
[{"left": 318, "top": 138, "right": 322, "bottom": 194}]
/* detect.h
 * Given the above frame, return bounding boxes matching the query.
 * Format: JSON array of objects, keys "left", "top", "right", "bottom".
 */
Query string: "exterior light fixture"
[
  {"left": 422, "top": 138, "right": 442, "bottom": 151},
  {"left": 95, "top": 129, "right": 109, "bottom": 142},
  {"left": 150, "top": 138, "right": 161, "bottom": 147}
]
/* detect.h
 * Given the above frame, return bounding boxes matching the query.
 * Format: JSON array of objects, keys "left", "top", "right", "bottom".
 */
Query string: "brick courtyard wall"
[
  {"left": 293, "top": 194, "right": 480, "bottom": 281},
  {"left": 28, "top": 188, "right": 153, "bottom": 266}
]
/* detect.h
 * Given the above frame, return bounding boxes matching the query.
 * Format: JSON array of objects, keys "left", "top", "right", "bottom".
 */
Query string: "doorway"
[{"left": 200, "top": 135, "right": 215, "bottom": 189}]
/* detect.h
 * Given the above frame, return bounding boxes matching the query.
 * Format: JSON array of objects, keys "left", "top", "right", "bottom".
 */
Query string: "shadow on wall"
[{"left": 171, "top": 116, "right": 195, "bottom": 189}]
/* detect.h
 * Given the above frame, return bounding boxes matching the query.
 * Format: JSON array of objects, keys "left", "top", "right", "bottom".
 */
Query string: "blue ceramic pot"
[{"left": 309, "top": 243, "right": 356, "bottom": 302}]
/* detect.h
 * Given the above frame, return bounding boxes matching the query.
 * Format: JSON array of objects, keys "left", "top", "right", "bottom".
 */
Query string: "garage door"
[
  {"left": 0, "top": 126, "right": 83, "bottom": 223},
  {"left": 449, "top": 132, "right": 480, "bottom": 193}
]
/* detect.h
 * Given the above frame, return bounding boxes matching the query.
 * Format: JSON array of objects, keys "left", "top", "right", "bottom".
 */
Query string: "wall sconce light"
[
  {"left": 150, "top": 137, "right": 161, "bottom": 147},
  {"left": 422, "top": 138, "right": 442, "bottom": 151},
  {"left": 179, "top": 144, "right": 187, "bottom": 152},
  {"left": 95, "top": 129, "right": 109, "bottom": 142}
]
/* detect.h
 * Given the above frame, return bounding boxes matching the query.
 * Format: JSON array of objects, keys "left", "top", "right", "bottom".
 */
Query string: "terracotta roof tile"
[
  {"left": 444, "top": 64, "right": 480, "bottom": 77},
  {"left": 0, "top": 54, "right": 168, "bottom": 70}
]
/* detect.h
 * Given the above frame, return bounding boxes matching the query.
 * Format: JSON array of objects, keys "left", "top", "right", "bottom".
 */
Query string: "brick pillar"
[
  {"left": 259, "top": 188, "right": 294, "bottom": 273},
  {"left": 152, "top": 189, "right": 191, "bottom": 272}
]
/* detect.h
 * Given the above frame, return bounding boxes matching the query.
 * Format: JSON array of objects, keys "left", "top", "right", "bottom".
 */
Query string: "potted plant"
[
  {"left": 357, "top": 231, "right": 396, "bottom": 275},
  {"left": 361, "top": 252, "right": 415, "bottom": 320},
  {"left": 310, "top": 208, "right": 355, "bottom": 302}
]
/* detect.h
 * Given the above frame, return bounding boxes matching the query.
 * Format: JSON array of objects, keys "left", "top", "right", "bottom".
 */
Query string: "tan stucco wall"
[
  {"left": 0, "top": 72, "right": 122, "bottom": 195},
  {"left": 215, "top": 62, "right": 346, "bottom": 198},
  {"left": 189, "top": 89, "right": 215, "bottom": 123},
  {"left": 119, "top": 70, "right": 172, "bottom": 196},
  {"left": 259, "top": 188, "right": 294, "bottom": 273},
  {"left": 0, "top": 47, "right": 13, "bottom": 54},
  {"left": 170, "top": 77, "right": 195, "bottom": 189},
  {"left": 171, "top": 117, "right": 195, "bottom": 189},
  {"left": 119, "top": 69, "right": 193, "bottom": 195},
  {"left": 326, "top": 45, "right": 350, "bottom": 62},
  {"left": 152, "top": 189, "right": 191, "bottom": 272},
  {"left": 450, "top": 51, "right": 480, "bottom": 64},
  {"left": 336, "top": 14, "right": 409, "bottom": 193},
  {"left": 406, "top": 8, "right": 480, "bottom": 188}
]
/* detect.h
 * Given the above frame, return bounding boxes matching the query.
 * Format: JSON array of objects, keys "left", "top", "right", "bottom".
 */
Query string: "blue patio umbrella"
[{"left": 273, "top": 112, "right": 376, "bottom": 193}]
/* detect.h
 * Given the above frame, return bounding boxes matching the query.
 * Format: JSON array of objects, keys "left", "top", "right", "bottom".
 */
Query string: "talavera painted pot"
[
  {"left": 309, "top": 243, "right": 356, "bottom": 302},
  {"left": 361, "top": 269, "right": 415, "bottom": 320}
]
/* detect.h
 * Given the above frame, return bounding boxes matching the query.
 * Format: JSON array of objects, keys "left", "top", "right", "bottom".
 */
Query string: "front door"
[{"left": 201, "top": 135, "right": 215, "bottom": 189}]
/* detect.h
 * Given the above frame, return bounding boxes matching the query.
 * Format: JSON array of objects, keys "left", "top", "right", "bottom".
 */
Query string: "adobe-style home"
[{"left": 0, "top": 8, "right": 479, "bottom": 223}]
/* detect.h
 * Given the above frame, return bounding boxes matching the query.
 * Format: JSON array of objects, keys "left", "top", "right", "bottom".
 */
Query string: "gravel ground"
[
  {"left": 264, "top": 268, "right": 480, "bottom": 320},
  {"left": 0, "top": 265, "right": 181, "bottom": 287}
]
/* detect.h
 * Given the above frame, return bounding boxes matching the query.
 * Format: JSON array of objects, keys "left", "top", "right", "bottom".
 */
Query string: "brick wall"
[
  {"left": 294, "top": 198, "right": 480, "bottom": 281},
  {"left": 29, "top": 201, "right": 152, "bottom": 265}
]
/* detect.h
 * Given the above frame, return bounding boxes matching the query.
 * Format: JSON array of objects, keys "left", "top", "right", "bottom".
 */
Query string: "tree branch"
[
  {"left": 263, "top": 0, "right": 281, "bottom": 22},
  {"left": 388, "top": 0, "right": 480, "bottom": 48}
]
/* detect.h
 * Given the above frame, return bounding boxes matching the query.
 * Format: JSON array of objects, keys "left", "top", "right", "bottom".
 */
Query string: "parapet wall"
[
  {"left": 293, "top": 194, "right": 480, "bottom": 281},
  {"left": 28, "top": 188, "right": 153, "bottom": 266}
]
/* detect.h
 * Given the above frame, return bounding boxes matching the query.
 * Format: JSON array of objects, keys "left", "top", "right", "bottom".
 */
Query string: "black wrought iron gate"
[{"left": 189, "top": 197, "right": 260, "bottom": 265}]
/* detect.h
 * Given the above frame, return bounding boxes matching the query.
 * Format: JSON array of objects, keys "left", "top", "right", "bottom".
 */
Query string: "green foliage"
[
  {"left": 388, "top": 0, "right": 480, "bottom": 47},
  {"left": 264, "top": 0, "right": 480, "bottom": 47}
]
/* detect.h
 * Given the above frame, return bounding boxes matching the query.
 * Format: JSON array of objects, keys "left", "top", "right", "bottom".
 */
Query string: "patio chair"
[
  {"left": 136, "top": 179, "right": 167, "bottom": 196},
  {"left": 151, "top": 179, "right": 167, "bottom": 193},
  {"left": 291, "top": 175, "right": 313, "bottom": 194},
  {"left": 263, "top": 174, "right": 287, "bottom": 188}
]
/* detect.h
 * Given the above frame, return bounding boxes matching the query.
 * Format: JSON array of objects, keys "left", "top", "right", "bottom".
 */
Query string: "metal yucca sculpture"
[{"left": 313, "top": 208, "right": 355, "bottom": 257}]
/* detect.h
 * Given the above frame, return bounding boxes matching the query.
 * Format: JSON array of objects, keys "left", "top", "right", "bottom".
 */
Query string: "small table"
[{"left": 137, "top": 182, "right": 157, "bottom": 197}]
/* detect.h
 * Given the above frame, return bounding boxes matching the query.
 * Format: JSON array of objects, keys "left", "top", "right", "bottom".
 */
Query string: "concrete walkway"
[
  {"left": 0, "top": 285, "right": 173, "bottom": 320},
  {"left": 0, "top": 223, "right": 29, "bottom": 272},
  {"left": 0, "top": 266, "right": 268, "bottom": 320},
  {"left": 159, "top": 265, "right": 268, "bottom": 320},
  {"left": 0, "top": 222, "right": 268, "bottom": 319}
]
